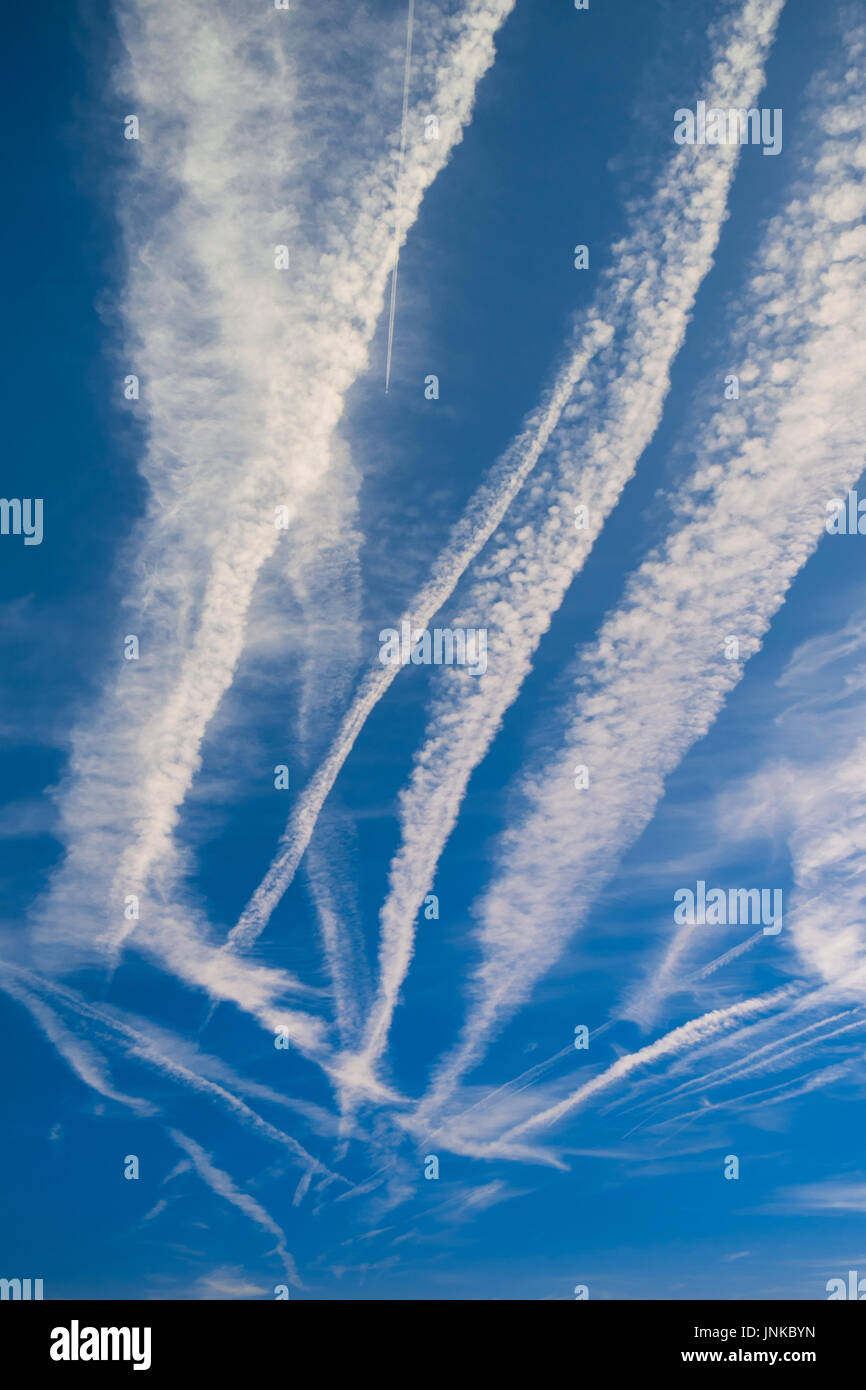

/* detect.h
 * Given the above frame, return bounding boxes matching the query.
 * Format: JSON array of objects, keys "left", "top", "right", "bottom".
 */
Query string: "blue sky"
[{"left": 2, "top": 0, "right": 866, "bottom": 1300}]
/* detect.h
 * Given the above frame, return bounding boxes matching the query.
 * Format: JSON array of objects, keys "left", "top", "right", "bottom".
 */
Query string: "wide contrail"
[
  {"left": 385, "top": 0, "right": 416, "bottom": 394},
  {"left": 31, "top": 0, "right": 518, "bottom": 1018},
  {"left": 226, "top": 322, "right": 607, "bottom": 952},
  {"left": 419, "top": 20, "right": 866, "bottom": 1121},
  {"left": 355, "top": 0, "right": 789, "bottom": 1082}
]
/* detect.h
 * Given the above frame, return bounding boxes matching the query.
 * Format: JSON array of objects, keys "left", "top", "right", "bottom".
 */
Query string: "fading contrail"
[
  {"left": 356, "top": 0, "right": 789, "bottom": 1083},
  {"left": 0, "top": 961, "right": 340, "bottom": 1179},
  {"left": 419, "top": 19, "right": 866, "bottom": 1121},
  {"left": 31, "top": 0, "right": 518, "bottom": 1017},
  {"left": 501, "top": 989, "right": 795, "bottom": 1142},
  {"left": 229, "top": 0, "right": 787, "bottom": 1012},
  {"left": 169, "top": 1128, "right": 301, "bottom": 1287},
  {"left": 615, "top": 1003, "right": 857, "bottom": 1125},
  {"left": 227, "top": 323, "right": 608, "bottom": 952},
  {"left": 385, "top": 0, "right": 416, "bottom": 394}
]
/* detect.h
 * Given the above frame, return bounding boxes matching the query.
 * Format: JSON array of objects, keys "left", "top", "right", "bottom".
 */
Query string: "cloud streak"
[
  {"left": 169, "top": 1129, "right": 300, "bottom": 1287},
  {"left": 32, "top": 0, "right": 517, "bottom": 1003},
  {"left": 422, "top": 21, "right": 866, "bottom": 1116},
  {"left": 360, "top": 0, "right": 787, "bottom": 1080},
  {"left": 0, "top": 962, "right": 343, "bottom": 1180},
  {"left": 501, "top": 987, "right": 795, "bottom": 1141}
]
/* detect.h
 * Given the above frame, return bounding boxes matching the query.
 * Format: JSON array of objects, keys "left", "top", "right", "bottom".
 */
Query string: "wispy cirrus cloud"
[
  {"left": 230, "top": 6, "right": 788, "bottom": 1051},
  {"left": 421, "top": 23, "right": 866, "bottom": 1118},
  {"left": 354, "top": 0, "right": 788, "bottom": 1086},
  {"left": 0, "top": 961, "right": 344, "bottom": 1180},
  {"left": 227, "top": 318, "right": 613, "bottom": 955},
  {"left": 1, "top": 972, "right": 156, "bottom": 1116},
  {"left": 1, "top": 959, "right": 337, "bottom": 1284},
  {"left": 653, "top": 605, "right": 866, "bottom": 1014},
  {"left": 775, "top": 1179, "right": 866, "bottom": 1213},
  {"left": 168, "top": 1128, "right": 300, "bottom": 1287},
  {"left": 31, "top": 0, "right": 517, "bottom": 1010},
  {"left": 501, "top": 987, "right": 796, "bottom": 1142}
]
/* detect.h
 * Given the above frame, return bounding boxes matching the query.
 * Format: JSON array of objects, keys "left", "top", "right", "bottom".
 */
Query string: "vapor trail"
[
  {"left": 359, "top": 0, "right": 788, "bottom": 1081},
  {"left": 420, "top": 19, "right": 866, "bottom": 1118},
  {"left": 385, "top": 0, "right": 416, "bottom": 394}
]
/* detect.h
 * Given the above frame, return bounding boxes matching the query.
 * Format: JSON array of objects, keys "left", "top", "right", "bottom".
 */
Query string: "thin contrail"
[
  {"left": 625, "top": 928, "right": 765, "bottom": 1030},
  {"left": 385, "top": 0, "right": 416, "bottom": 394},
  {"left": 360, "top": 0, "right": 790, "bottom": 1084},
  {"left": 227, "top": 0, "right": 785, "bottom": 990},
  {"left": 614, "top": 1000, "right": 852, "bottom": 1129},
  {"left": 1, "top": 962, "right": 342, "bottom": 1178},
  {"left": 227, "top": 327, "right": 606, "bottom": 953},
  {"left": 31, "top": 0, "right": 518, "bottom": 1009},
  {"left": 650, "top": 1063, "right": 853, "bottom": 1140},
  {"left": 501, "top": 989, "right": 796, "bottom": 1142}
]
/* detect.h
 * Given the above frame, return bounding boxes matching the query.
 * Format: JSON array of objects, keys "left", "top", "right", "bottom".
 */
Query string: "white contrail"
[
  {"left": 623, "top": 926, "right": 766, "bottom": 1031},
  {"left": 169, "top": 1129, "right": 301, "bottom": 1286},
  {"left": 2, "top": 971, "right": 309, "bottom": 1267},
  {"left": 229, "top": 0, "right": 787, "bottom": 966},
  {"left": 32, "top": 0, "right": 517, "bottom": 995},
  {"left": 304, "top": 826, "right": 372, "bottom": 1051},
  {"left": 501, "top": 989, "right": 795, "bottom": 1141},
  {"left": 667, "top": 1015, "right": 866, "bottom": 1101},
  {"left": 0, "top": 962, "right": 344, "bottom": 1178},
  {"left": 617, "top": 1007, "right": 859, "bottom": 1125},
  {"left": 1, "top": 975, "right": 155, "bottom": 1116},
  {"left": 771, "top": 742, "right": 866, "bottom": 998},
  {"left": 603, "top": 984, "right": 834, "bottom": 1117},
  {"left": 385, "top": 0, "right": 416, "bottom": 394},
  {"left": 420, "top": 22, "right": 866, "bottom": 1118},
  {"left": 227, "top": 322, "right": 610, "bottom": 952},
  {"left": 400, "top": 987, "right": 798, "bottom": 1162},
  {"left": 279, "top": 461, "right": 372, "bottom": 1050},
  {"left": 656, "top": 1063, "right": 852, "bottom": 1134},
  {"left": 356, "top": 0, "right": 788, "bottom": 1078}
]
